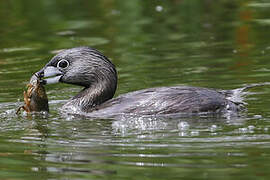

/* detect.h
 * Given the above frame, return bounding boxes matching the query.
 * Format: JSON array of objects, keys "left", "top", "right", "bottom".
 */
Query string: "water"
[{"left": 1, "top": 0, "right": 270, "bottom": 179}]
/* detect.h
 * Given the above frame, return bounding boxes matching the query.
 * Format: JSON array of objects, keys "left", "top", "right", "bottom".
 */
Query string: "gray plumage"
[{"left": 37, "top": 47, "right": 242, "bottom": 117}]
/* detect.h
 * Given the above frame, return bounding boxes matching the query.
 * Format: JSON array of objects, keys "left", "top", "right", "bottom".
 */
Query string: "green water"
[{"left": 1, "top": 0, "right": 270, "bottom": 179}]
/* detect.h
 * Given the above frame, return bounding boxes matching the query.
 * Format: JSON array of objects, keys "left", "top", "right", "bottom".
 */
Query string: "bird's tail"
[
  {"left": 238, "top": 82, "right": 270, "bottom": 92},
  {"left": 219, "top": 82, "right": 270, "bottom": 105}
]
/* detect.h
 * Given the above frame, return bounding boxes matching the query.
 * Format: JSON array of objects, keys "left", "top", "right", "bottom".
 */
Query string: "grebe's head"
[{"left": 36, "top": 47, "right": 117, "bottom": 101}]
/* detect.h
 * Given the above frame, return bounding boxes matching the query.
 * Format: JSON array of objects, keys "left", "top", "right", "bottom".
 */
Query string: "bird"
[{"left": 36, "top": 46, "right": 243, "bottom": 117}]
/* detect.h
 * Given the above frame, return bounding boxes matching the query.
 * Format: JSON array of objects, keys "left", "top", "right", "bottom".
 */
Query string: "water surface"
[{"left": 1, "top": 0, "right": 270, "bottom": 179}]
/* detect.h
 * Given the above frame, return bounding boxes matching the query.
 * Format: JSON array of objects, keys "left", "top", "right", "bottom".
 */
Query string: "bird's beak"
[{"left": 36, "top": 66, "right": 63, "bottom": 85}]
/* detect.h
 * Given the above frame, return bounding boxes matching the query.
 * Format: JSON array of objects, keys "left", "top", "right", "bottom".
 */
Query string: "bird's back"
[{"left": 88, "top": 86, "right": 239, "bottom": 117}]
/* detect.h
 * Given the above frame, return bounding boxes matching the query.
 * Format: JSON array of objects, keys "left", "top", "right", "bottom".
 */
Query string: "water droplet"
[
  {"left": 178, "top": 121, "right": 190, "bottom": 130},
  {"left": 239, "top": 127, "right": 248, "bottom": 133},
  {"left": 253, "top": 114, "right": 262, "bottom": 118},
  {"left": 156, "top": 6, "right": 163, "bottom": 12},
  {"left": 210, "top": 125, "right": 218, "bottom": 132}
]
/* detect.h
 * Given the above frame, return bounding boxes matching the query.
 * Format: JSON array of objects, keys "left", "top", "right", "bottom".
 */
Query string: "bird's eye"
[{"left": 57, "top": 59, "right": 69, "bottom": 69}]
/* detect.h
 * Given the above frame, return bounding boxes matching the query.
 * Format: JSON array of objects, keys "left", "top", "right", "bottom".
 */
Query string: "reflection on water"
[{"left": 1, "top": 0, "right": 270, "bottom": 179}]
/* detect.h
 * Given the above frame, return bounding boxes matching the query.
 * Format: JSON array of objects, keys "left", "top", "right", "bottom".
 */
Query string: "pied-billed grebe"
[{"left": 36, "top": 47, "right": 242, "bottom": 116}]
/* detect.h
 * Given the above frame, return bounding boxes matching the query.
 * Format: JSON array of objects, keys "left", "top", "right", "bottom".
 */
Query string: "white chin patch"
[
  {"left": 45, "top": 75, "right": 62, "bottom": 84},
  {"left": 44, "top": 66, "right": 62, "bottom": 77}
]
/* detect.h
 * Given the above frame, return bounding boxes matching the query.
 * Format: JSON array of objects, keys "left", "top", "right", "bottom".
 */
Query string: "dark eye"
[{"left": 57, "top": 59, "right": 69, "bottom": 69}]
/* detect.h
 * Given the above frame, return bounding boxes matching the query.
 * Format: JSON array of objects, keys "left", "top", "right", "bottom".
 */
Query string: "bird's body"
[
  {"left": 62, "top": 86, "right": 239, "bottom": 117},
  {"left": 36, "top": 47, "right": 243, "bottom": 117}
]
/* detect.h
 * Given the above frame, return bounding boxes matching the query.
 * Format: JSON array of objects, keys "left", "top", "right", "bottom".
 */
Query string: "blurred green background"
[{"left": 0, "top": 0, "right": 270, "bottom": 179}]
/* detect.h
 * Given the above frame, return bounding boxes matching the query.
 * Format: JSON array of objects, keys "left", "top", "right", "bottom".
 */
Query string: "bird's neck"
[{"left": 69, "top": 81, "right": 116, "bottom": 112}]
